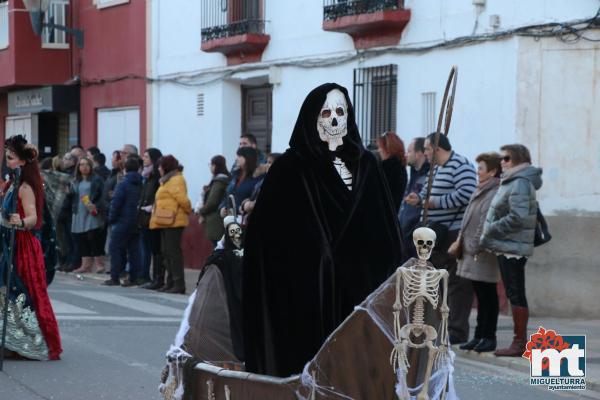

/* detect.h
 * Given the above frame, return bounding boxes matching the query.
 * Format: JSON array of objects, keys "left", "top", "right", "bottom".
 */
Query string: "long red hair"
[
  {"left": 20, "top": 160, "right": 44, "bottom": 231},
  {"left": 4, "top": 136, "right": 44, "bottom": 230},
  {"left": 377, "top": 131, "right": 407, "bottom": 166}
]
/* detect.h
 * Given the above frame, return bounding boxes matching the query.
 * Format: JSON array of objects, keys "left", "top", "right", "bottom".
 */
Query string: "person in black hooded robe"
[{"left": 242, "top": 83, "right": 403, "bottom": 377}]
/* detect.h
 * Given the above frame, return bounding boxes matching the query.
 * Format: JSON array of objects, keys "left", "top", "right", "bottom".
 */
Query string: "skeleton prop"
[
  {"left": 317, "top": 89, "right": 353, "bottom": 189},
  {"left": 390, "top": 227, "right": 453, "bottom": 400}
]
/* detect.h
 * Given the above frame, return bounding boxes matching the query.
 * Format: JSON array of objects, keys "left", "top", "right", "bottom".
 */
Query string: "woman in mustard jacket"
[{"left": 150, "top": 155, "right": 192, "bottom": 293}]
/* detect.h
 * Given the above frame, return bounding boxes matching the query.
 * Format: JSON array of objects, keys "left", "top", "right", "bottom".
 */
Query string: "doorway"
[{"left": 242, "top": 85, "right": 272, "bottom": 154}]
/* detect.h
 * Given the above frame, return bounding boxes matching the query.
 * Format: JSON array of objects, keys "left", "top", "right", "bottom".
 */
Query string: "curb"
[
  {"left": 453, "top": 345, "right": 600, "bottom": 394},
  {"left": 56, "top": 268, "right": 201, "bottom": 294}
]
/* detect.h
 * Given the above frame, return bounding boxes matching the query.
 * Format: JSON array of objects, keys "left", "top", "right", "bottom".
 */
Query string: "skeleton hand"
[
  {"left": 434, "top": 344, "right": 450, "bottom": 370},
  {"left": 390, "top": 341, "right": 410, "bottom": 373}
]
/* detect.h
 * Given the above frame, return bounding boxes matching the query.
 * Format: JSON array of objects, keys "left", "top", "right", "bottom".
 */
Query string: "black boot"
[
  {"left": 157, "top": 272, "right": 173, "bottom": 292},
  {"left": 141, "top": 280, "right": 162, "bottom": 290},
  {"left": 459, "top": 338, "right": 481, "bottom": 351},
  {"left": 164, "top": 285, "right": 185, "bottom": 294},
  {"left": 474, "top": 338, "right": 497, "bottom": 353},
  {"left": 144, "top": 254, "right": 164, "bottom": 290}
]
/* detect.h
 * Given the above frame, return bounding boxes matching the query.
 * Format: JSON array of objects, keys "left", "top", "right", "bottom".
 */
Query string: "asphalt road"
[
  {"left": 0, "top": 275, "right": 597, "bottom": 400},
  {"left": 0, "top": 275, "right": 186, "bottom": 400}
]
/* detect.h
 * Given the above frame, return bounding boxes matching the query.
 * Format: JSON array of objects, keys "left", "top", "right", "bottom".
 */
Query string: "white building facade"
[{"left": 151, "top": 0, "right": 600, "bottom": 317}]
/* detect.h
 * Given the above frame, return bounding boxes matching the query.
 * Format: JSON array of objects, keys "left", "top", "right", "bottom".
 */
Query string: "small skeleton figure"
[
  {"left": 317, "top": 89, "right": 353, "bottom": 189},
  {"left": 223, "top": 215, "right": 243, "bottom": 256},
  {"left": 390, "top": 227, "right": 450, "bottom": 400}
]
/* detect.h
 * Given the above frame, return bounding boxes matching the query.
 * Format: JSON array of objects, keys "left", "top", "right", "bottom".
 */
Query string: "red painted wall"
[
  {"left": 76, "top": 0, "right": 146, "bottom": 151},
  {"left": 0, "top": 0, "right": 72, "bottom": 88},
  {"left": 0, "top": 93, "right": 7, "bottom": 149}
]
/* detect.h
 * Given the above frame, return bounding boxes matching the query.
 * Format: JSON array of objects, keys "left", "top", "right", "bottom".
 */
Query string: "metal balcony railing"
[
  {"left": 201, "top": 0, "right": 266, "bottom": 42},
  {"left": 0, "top": 1, "right": 8, "bottom": 49},
  {"left": 323, "top": 0, "right": 403, "bottom": 21}
]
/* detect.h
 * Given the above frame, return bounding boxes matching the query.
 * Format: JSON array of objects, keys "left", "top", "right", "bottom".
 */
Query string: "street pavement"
[
  {"left": 455, "top": 310, "right": 600, "bottom": 395},
  {"left": 454, "top": 356, "right": 599, "bottom": 400},
  {"left": 0, "top": 272, "right": 598, "bottom": 400},
  {"left": 0, "top": 275, "right": 188, "bottom": 400}
]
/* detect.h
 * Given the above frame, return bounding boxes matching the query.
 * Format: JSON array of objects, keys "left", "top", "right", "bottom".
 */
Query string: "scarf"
[
  {"left": 501, "top": 162, "right": 530, "bottom": 182},
  {"left": 142, "top": 165, "right": 153, "bottom": 179}
]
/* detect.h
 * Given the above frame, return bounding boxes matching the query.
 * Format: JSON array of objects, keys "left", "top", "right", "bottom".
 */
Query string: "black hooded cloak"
[{"left": 242, "top": 83, "right": 403, "bottom": 377}]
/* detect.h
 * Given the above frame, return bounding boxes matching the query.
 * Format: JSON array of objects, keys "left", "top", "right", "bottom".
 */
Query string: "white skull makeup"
[
  {"left": 227, "top": 223, "right": 243, "bottom": 249},
  {"left": 412, "top": 227, "right": 436, "bottom": 261},
  {"left": 317, "top": 89, "right": 348, "bottom": 152}
]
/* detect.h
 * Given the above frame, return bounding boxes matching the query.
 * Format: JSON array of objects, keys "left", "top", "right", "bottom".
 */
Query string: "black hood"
[{"left": 289, "top": 83, "right": 364, "bottom": 164}]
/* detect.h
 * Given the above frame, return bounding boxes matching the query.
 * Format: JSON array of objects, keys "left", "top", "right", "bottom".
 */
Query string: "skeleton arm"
[
  {"left": 390, "top": 269, "right": 409, "bottom": 372},
  {"left": 431, "top": 270, "right": 451, "bottom": 373},
  {"left": 439, "top": 270, "right": 450, "bottom": 347}
]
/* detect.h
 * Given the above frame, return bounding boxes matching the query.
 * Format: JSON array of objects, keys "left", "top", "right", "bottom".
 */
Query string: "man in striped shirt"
[{"left": 405, "top": 132, "right": 477, "bottom": 344}]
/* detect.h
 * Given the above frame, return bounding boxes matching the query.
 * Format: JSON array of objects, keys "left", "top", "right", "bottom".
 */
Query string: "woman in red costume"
[{"left": 0, "top": 135, "right": 62, "bottom": 360}]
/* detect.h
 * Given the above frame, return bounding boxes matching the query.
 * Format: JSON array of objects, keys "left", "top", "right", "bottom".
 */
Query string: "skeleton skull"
[
  {"left": 227, "top": 222, "right": 243, "bottom": 249},
  {"left": 317, "top": 89, "right": 348, "bottom": 151},
  {"left": 412, "top": 227, "right": 436, "bottom": 261}
]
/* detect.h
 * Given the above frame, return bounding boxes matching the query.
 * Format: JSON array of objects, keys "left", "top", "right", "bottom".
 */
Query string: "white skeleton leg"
[{"left": 417, "top": 341, "right": 438, "bottom": 400}]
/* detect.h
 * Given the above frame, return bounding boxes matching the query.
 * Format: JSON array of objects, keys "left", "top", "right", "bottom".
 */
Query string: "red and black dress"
[{"left": 0, "top": 184, "right": 62, "bottom": 360}]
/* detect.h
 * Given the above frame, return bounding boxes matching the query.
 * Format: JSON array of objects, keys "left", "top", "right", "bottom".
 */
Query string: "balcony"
[
  {"left": 323, "top": 0, "right": 411, "bottom": 50},
  {"left": 200, "top": 0, "right": 270, "bottom": 66},
  {"left": 0, "top": 0, "right": 72, "bottom": 89}
]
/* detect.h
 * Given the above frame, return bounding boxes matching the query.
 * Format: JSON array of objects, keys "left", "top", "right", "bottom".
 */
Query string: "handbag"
[
  {"left": 153, "top": 206, "right": 177, "bottom": 226},
  {"left": 447, "top": 233, "right": 464, "bottom": 260},
  {"left": 137, "top": 208, "right": 152, "bottom": 229},
  {"left": 533, "top": 205, "right": 552, "bottom": 247}
]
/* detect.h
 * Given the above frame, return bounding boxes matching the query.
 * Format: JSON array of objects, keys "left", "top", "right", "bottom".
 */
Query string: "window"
[
  {"left": 0, "top": 0, "right": 8, "bottom": 49},
  {"left": 201, "top": 0, "right": 266, "bottom": 42},
  {"left": 422, "top": 92, "right": 436, "bottom": 135},
  {"left": 353, "top": 64, "right": 397, "bottom": 149},
  {"left": 94, "top": 0, "right": 129, "bottom": 9},
  {"left": 42, "top": 0, "right": 68, "bottom": 47}
]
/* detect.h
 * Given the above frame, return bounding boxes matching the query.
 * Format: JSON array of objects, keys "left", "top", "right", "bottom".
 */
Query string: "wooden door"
[{"left": 242, "top": 85, "right": 272, "bottom": 154}]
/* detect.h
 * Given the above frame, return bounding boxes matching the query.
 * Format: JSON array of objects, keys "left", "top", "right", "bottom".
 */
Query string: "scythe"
[{"left": 421, "top": 66, "right": 459, "bottom": 224}]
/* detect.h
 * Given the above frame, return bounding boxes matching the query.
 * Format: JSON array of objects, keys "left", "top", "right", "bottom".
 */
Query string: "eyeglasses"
[{"left": 502, "top": 155, "right": 511, "bottom": 162}]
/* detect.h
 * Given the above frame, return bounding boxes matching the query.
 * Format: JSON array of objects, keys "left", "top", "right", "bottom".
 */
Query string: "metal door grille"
[
  {"left": 353, "top": 64, "right": 397, "bottom": 149},
  {"left": 421, "top": 92, "right": 436, "bottom": 135}
]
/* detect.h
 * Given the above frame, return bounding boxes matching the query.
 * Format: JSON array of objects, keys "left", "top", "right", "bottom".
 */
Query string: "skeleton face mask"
[
  {"left": 227, "top": 223, "right": 243, "bottom": 249},
  {"left": 412, "top": 227, "right": 436, "bottom": 261},
  {"left": 317, "top": 89, "right": 348, "bottom": 151}
]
